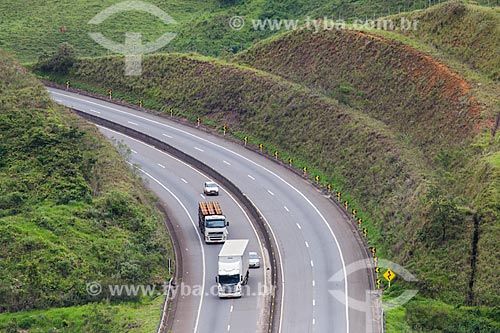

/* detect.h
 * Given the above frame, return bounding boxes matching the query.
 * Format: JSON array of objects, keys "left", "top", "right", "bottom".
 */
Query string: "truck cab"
[
  {"left": 216, "top": 239, "right": 249, "bottom": 298},
  {"left": 198, "top": 202, "right": 228, "bottom": 243}
]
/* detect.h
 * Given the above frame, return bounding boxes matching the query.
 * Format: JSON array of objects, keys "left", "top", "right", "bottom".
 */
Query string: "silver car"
[{"left": 249, "top": 252, "right": 261, "bottom": 268}]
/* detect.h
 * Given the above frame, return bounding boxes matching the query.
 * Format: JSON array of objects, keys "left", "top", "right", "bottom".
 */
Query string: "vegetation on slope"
[
  {"left": 236, "top": 27, "right": 487, "bottom": 162},
  {"left": 1, "top": 0, "right": 496, "bottom": 63},
  {"left": 0, "top": 49, "right": 172, "bottom": 332},
  {"left": 386, "top": 1, "right": 500, "bottom": 81}
]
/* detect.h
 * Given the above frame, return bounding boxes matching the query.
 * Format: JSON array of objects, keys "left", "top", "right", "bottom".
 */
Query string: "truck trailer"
[
  {"left": 198, "top": 201, "right": 228, "bottom": 243},
  {"left": 216, "top": 239, "right": 249, "bottom": 298}
]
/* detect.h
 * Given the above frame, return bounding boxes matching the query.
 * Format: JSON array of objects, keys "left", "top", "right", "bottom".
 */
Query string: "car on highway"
[
  {"left": 249, "top": 251, "right": 261, "bottom": 268},
  {"left": 203, "top": 181, "right": 219, "bottom": 196}
]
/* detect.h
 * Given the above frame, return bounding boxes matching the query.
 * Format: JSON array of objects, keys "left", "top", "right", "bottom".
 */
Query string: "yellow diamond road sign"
[{"left": 383, "top": 269, "right": 396, "bottom": 282}]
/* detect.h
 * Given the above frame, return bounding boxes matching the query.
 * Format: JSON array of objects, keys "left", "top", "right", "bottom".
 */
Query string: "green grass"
[
  {"left": 1, "top": 0, "right": 497, "bottom": 63},
  {"left": 0, "top": 49, "right": 172, "bottom": 331},
  {"left": 0, "top": 297, "right": 164, "bottom": 332}
]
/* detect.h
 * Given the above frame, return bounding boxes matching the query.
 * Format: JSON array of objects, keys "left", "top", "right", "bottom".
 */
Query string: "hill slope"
[
  {"left": 1, "top": 0, "right": 496, "bottom": 63},
  {"left": 0, "top": 49, "right": 172, "bottom": 332},
  {"left": 387, "top": 1, "right": 500, "bottom": 81}
]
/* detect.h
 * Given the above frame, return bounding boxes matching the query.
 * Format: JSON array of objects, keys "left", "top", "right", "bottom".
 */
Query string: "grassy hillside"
[
  {"left": 1, "top": 0, "right": 496, "bottom": 63},
  {"left": 386, "top": 1, "right": 500, "bottom": 81},
  {"left": 0, "top": 49, "right": 172, "bottom": 331},
  {"left": 236, "top": 27, "right": 488, "bottom": 162}
]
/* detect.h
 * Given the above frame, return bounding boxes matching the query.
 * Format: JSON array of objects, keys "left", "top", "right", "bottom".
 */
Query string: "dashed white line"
[
  {"left": 284, "top": 206, "right": 289, "bottom": 212},
  {"left": 313, "top": 318, "right": 316, "bottom": 325},
  {"left": 247, "top": 175, "right": 255, "bottom": 180},
  {"left": 162, "top": 133, "right": 172, "bottom": 138},
  {"left": 89, "top": 109, "right": 101, "bottom": 114},
  {"left": 305, "top": 241, "right": 309, "bottom": 248},
  {"left": 223, "top": 160, "right": 231, "bottom": 165},
  {"left": 127, "top": 121, "right": 138, "bottom": 126},
  {"left": 157, "top": 163, "right": 166, "bottom": 169},
  {"left": 230, "top": 305, "right": 233, "bottom": 312},
  {"left": 296, "top": 223, "right": 302, "bottom": 230},
  {"left": 313, "top": 299, "right": 316, "bottom": 306},
  {"left": 181, "top": 178, "right": 188, "bottom": 184},
  {"left": 312, "top": 280, "right": 315, "bottom": 287},
  {"left": 194, "top": 147, "right": 204, "bottom": 152},
  {"left": 227, "top": 325, "right": 230, "bottom": 331},
  {"left": 310, "top": 260, "right": 314, "bottom": 267},
  {"left": 200, "top": 194, "right": 206, "bottom": 199},
  {"left": 267, "top": 190, "right": 275, "bottom": 196},
  {"left": 131, "top": 149, "right": 137, "bottom": 154}
]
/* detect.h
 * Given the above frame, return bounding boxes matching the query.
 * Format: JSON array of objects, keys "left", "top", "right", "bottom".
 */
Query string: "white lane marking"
[
  {"left": 313, "top": 318, "right": 316, "bottom": 325},
  {"left": 267, "top": 190, "right": 275, "bottom": 196},
  {"left": 54, "top": 99, "right": 62, "bottom": 102},
  {"left": 127, "top": 121, "right": 138, "bottom": 126},
  {"left": 313, "top": 299, "right": 316, "bottom": 306},
  {"left": 223, "top": 160, "right": 231, "bottom": 165},
  {"left": 128, "top": 164, "right": 205, "bottom": 333},
  {"left": 284, "top": 206, "right": 289, "bottom": 212},
  {"left": 194, "top": 147, "right": 204, "bottom": 152},
  {"left": 296, "top": 223, "right": 301, "bottom": 230},
  {"left": 310, "top": 260, "right": 314, "bottom": 267},
  {"left": 247, "top": 175, "right": 255, "bottom": 180},
  {"left": 52, "top": 90, "right": 348, "bottom": 332},
  {"left": 162, "top": 133, "right": 172, "bottom": 138},
  {"left": 97, "top": 126, "right": 268, "bottom": 305},
  {"left": 305, "top": 241, "right": 309, "bottom": 248},
  {"left": 200, "top": 194, "right": 206, "bottom": 199},
  {"left": 157, "top": 163, "right": 166, "bottom": 169},
  {"left": 131, "top": 149, "right": 137, "bottom": 154},
  {"left": 230, "top": 305, "right": 233, "bottom": 312},
  {"left": 312, "top": 280, "right": 315, "bottom": 287},
  {"left": 227, "top": 325, "right": 230, "bottom": 331},
  {"left": 181, "top": 178, "right": 188, "bottom": 184},
  {"left": 89, "top": 109, "right": 101, "bottom": 114}
]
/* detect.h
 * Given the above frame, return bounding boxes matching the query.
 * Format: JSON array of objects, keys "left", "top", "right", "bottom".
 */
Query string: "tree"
[{"left": 37, "top": 43, "right": 76, "bottom": 74}]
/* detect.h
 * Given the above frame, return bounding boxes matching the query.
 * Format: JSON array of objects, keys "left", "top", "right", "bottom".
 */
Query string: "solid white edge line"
[
  {"left": 126, "top": 163, "right": 205, "bottom": 333},
  {"left": 52, "top": 90, "right": 350, "bottom": 333},
  {"left": 97, "top": 125, "right": 268, "bottom": 325}
]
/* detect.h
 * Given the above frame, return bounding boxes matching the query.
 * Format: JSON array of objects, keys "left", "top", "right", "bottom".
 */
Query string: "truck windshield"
[
  {"left": 219, "top": 274, "right": 240, "bottom": 284},
  {"left": 206, "top": 219, "right": 226, "bottom": 228}
]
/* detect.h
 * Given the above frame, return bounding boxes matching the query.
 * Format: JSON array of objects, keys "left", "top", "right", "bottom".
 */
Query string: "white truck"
[
  {"left": 216, "top": 239, "right": 249, "bottom": 298},
  {"left": 198, "top": 202, "right": 229, "bottom": 243}
]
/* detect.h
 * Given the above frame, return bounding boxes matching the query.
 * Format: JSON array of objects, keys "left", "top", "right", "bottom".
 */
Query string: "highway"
[
  {"left": 50, "top": 87, "right": 378, "bottom": 333},
  {"left": 99, "top": 126, "right": 267, "bottom": 333}
]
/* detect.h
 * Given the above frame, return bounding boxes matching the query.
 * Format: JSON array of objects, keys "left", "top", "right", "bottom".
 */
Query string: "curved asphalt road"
[
  {"left": 99, "top": 126, "right": 267, "bottom": 333},
  {"left": 50, "top": 88, "right": 378, "bottom": 333}
]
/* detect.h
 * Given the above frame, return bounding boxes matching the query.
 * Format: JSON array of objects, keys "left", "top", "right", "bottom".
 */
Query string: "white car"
[
  {"left": 249, "top": 252, "right": 261, "bottom": 268},
  {"left": 203, "top": 181, "right": 219, "bottom": 196}
]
